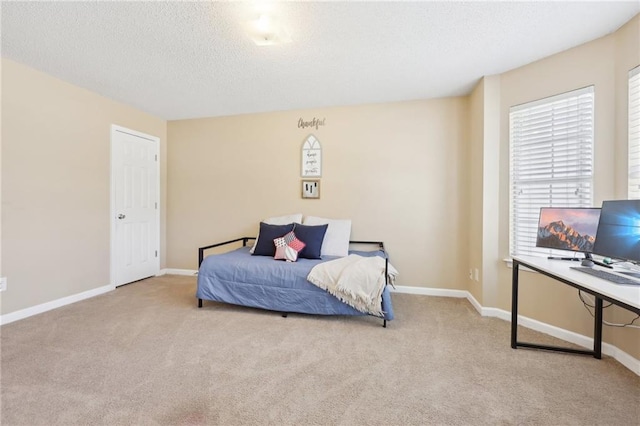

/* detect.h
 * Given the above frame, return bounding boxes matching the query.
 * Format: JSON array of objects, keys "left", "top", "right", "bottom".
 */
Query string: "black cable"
[
  {"left": 578, "top": 290, "right": 612, "bottom": 309},
  {"left": 605, "top": 314, "right": 640, "bottom": 328},
  {"left": 578, "top": 290, "right": 640, "bottom": 328}
]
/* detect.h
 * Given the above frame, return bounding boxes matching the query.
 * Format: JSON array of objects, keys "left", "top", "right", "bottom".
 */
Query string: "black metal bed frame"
[{"left": 197, "top": 238, "right": 390, "bottom": 327}]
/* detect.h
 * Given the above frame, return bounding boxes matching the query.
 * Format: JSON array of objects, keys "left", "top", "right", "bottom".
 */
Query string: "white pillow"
[
  {"left": 303, "top": 216, "right": 351, "bottom": 257},
  {"left": 250, "top": 213, "right": 303, "bottom": 253}
]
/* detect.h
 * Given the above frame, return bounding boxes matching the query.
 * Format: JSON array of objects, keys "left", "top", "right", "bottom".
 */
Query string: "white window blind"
[
  {"left": 629, "top": 66, "right": 640, "bottom": 199},
  {"left": 509, "top": 86, "right": 594, "bottom": 256}
]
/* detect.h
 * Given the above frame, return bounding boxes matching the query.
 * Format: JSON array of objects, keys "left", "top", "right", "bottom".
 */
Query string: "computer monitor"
[
  {"left": 536, "top": 207, "right": 601, "bottom": 257},
  {"left": 592, "top": 200, "right": 640, "bottom": 264}
]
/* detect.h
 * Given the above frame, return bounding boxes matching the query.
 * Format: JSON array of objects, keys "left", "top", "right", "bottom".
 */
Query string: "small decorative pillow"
[
  {"left": 274, "top": 231, "right": 306, "bottom": 262},
  {"left": 253, "top": 222, "right": 295, "bottom": 257}
]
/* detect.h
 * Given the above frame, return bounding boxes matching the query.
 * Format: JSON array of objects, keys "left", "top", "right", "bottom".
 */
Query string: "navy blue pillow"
[
  {"left": 293, "top": 223, "right": 328, "bottom": 259},
  {"left": 253, "top": 222, "right": 295, "bottom": 256}
]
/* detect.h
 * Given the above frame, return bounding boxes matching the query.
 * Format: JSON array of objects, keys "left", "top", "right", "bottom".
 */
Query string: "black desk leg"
[
  {"left": 594, "top": 297, "right": 603, "bottom": 359},
  {"left": 511, "top": 261, "right": 519, "bottom": 349}
]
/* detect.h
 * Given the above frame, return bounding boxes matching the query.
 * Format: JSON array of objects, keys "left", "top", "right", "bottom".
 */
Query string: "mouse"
[{"left": 581, "top": 259, "right": 595, "bottom": 267}]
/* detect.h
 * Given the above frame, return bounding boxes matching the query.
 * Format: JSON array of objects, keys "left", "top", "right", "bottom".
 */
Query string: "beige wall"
[
  {"left": 608, "top": 15, "right": 640, "bottom": 357},
  {"left": 494, "top": 15, "right": 640, "bottom": 358},
  {"left": 1, "top": 58, "right": 167, "bottom": 315},
  {"left": 468, "top": 79, "right": 484, "bottom": 303},
  {"left": 167, "top": 99, "right": 470, "bottom": 288},
  {"left": 481, "top": 76, "right": 501, "bottom": 308},
  {"left": 615, "top": 16, "right": 640, "bottom": 198},
  {"left": 0, "top": 62, "right": 3, "bottom": 305},
  {"left": 467, "top": 75, "right": 501, "bottom": 307}
]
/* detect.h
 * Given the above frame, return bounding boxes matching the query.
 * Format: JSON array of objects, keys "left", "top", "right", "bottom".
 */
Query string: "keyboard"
[{"left": 570, "top": 267, "right": 640, "bottom": 285}]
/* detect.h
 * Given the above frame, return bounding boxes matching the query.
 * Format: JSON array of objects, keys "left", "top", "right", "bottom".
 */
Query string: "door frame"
[{"left": 110, "top": 124, "right": 161, "bottom": 287}]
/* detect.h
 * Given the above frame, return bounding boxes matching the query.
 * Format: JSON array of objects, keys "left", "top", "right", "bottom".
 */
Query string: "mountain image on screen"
[{"left": 537, "top": 220, "right": 596, "bottom": 252}]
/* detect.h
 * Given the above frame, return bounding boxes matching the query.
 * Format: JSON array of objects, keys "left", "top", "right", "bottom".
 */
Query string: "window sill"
[{"left": 503, "top": 257, "right": 537, "bottom": 273}]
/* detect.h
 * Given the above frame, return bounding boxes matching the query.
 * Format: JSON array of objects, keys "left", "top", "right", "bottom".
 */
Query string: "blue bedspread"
[{"left": 197, "top": 246, "right": 394, "bottom": 320}]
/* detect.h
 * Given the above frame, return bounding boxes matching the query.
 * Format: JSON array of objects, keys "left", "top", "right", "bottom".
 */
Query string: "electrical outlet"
[
  {"left": 474, "top": 268, "right": 479, "bottom": 282},
  {"left": 0, "top": 277, "right": 6, "bottom": 292}
]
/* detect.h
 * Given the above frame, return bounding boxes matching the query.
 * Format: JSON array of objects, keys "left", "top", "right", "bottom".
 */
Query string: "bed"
[{"left": 197, "top": 237, "right": 395, "bottom": 327}]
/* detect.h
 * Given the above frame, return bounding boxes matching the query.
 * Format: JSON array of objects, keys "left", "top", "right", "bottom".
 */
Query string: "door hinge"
[
  {"left": 155, "top": 202, "right": 158, "bottom": 209},
  {"left": 155, "top": 154, "right": 158, "bottom": 161},
  {"left": 155, "top": 250, "right": 158, "bottom": 257}
]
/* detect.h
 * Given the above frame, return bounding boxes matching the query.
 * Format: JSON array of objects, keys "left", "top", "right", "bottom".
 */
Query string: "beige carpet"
[{"left": 1, "top": 275, "right": 638, "bottom": 425}]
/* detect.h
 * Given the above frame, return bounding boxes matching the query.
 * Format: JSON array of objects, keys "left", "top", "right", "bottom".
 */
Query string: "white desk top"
[{"left": 513, "top": 255, "right": 640, "bottom": 312}]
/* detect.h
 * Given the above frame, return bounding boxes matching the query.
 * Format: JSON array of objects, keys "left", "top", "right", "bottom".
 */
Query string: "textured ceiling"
[{"left": 2, "top": 1, "right": 639, "bottom": 120}]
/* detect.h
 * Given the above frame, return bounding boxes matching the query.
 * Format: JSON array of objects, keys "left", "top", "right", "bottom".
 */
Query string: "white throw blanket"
[{"left": 307, "top": 255, "right": 398, "bottom": 317}]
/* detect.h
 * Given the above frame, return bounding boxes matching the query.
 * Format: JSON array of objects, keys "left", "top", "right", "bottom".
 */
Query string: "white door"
[{"left": 111, "top": 125, "right": 160, "bottom": 287}]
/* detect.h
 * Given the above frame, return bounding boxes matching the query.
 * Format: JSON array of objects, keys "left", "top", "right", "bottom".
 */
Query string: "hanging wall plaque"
[
  {"left": 301, "top": 135, "right": 322, "bottom": 177},
  {"left": 301, "top": 180, "right": 320, "bottom": 199}
]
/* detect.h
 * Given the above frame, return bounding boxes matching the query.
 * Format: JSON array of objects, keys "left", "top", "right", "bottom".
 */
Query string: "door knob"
[{"left": 117, "top": 214, "right": 126, "bottom": 219}]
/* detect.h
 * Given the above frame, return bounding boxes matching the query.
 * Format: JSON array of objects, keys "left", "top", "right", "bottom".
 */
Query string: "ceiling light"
[{"left": 246, "top": 13, "right": 291, "bottom": 46}]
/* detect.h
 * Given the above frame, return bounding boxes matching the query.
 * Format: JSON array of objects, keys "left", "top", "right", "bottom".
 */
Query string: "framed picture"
[
  {"left": 301, "top": 135, "right": 322, "bottom": 177},
  {"left": 301, "top": 180, "right": 320, "bottom": 199}
]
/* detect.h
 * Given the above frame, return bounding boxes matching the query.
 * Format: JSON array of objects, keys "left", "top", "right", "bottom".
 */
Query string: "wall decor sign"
[
  {"left": 301, "top": 134, "right": 322, "bottom": 177},
  {"left": 298, "top": 117, "right": 326, "bottom": 130},
  {"left": 301, "top": 180, "right": 320, "bottom": 199}
]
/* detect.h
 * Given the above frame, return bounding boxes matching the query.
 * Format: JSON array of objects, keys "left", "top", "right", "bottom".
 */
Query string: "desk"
[{"left": 511, "top": 256, "right": 640, "bottom": 358}]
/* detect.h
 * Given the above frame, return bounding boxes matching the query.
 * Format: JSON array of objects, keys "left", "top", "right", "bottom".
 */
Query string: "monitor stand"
[{"left": 581, "top": 253, "right": 613, "bottom": 269}]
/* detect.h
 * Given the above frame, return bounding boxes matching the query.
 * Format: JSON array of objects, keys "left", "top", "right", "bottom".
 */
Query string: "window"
[
  {"left": 509, "top": 86, "right": 594, "bottom": 256},
  {"left": 629, "top": 66, "right": 640, "bottom": 199}
]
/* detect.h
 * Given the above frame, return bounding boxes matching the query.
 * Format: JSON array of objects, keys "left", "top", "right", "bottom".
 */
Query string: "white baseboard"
[
  {"left": 603, "top": 343, "right": 640, "bottom": 376},
  {"left": 0, "top": 284, "right": 114, "bottom": 326},
  {"left": 391, "top": 285, "right": 468, "bottom": 298},
  {"left": 0, "top": 270, "right": 197, "bottom": 325},
  {"left": 465, "top": 292, "right": 484, "bottom": 314},
  {"left": 393, "top": 285, "right": 640, "bottom": 376},
  {"left": 158, "top": 268, "right": 198, "bottom": 276}
]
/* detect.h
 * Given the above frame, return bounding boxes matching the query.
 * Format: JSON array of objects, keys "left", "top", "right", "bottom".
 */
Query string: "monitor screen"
[
  {"left": 536, "top": 207, "right": 601, "bottom": 253},
  {"left": 592, "top": 200, "right": 640, "bottom": 263}
]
